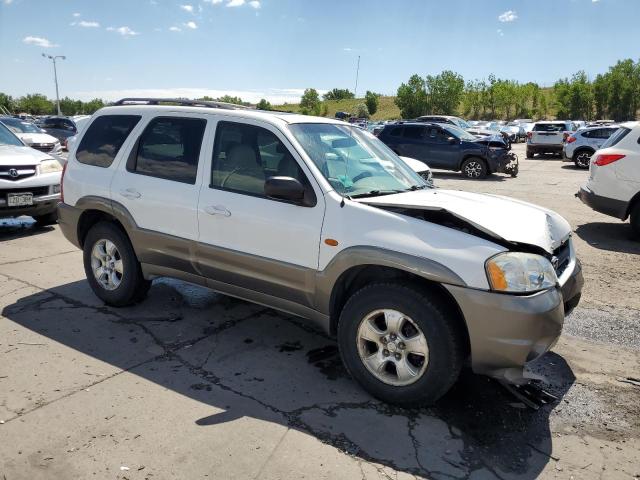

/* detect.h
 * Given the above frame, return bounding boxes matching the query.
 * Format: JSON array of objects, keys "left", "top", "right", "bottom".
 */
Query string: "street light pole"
[
  {"left": 354, "top": 55, "right": 361, "bottom": 98},
  {"left": 42, "top": 53, "right": 66, "bottom": 116}
]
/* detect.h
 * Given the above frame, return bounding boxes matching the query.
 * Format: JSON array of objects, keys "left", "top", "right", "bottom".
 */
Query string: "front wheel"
[
  {"left": 631, "top": 202, "right": 640, "bottom": 238},
  {"left": 83, "top": 222, "right": 151, "bottom": 306},
  {"left": 461, "top": 157, "right": 487, "bottom": 179},
  {"left": 338, "top": 283, "right": 464, "bottom": 407}
]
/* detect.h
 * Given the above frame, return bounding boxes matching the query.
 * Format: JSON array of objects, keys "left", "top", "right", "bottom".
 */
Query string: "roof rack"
[{"left": 112, "top": 98, "right": 253, "bottom": 111}]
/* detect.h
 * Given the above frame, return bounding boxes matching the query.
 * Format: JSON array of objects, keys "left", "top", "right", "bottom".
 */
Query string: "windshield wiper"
[
  {"left": 350, "top": 189, "right": 403, "bottom": 199},
  {"left": 407, "top": 184, "right": 428, "bottom": 191}
]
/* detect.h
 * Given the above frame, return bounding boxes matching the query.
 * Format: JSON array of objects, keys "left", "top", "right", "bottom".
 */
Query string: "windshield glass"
[
  {"left": 455, "top": 118, "right": 471, "bottom": 129},
  {"left": 441, "top": 124, "right": 476, "bottom": 141},
  {"left": 533, "top": 123, "right": 566, "bottom": 132},
  {"left": 1, "top": 118, "right": 43, "bottom": 134},
  {"left": 0, "top": 123, "right": 24, "bottom": 146},
  {"left": 289, "top": 123, "right": 427, "bottom": 197}
]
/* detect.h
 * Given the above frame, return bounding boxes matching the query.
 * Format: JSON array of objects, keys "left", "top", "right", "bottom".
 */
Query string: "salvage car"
[
  {"left": 577, "top": 122, "right": 640, "bottom": 236},
  {"left": 0, "top": 116, "right": 62, "bottom": 155},
  {"left": 378, "top": 122, "right": 517, "bottom": 178},
  {"left": 58, "top": 98, "right": 583, "bottom": 406},
  {"left": 0, "top": 122, "right": 62, "bottom": 225}
]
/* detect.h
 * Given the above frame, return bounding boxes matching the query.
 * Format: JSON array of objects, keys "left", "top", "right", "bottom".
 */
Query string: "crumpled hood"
[
  {"left": 0, "top": 145, "right": 52, "bottom": 166},
  {"left": 358, "top": 189, "right": 572, "bottom": 253},
  {"left": 16, "top": 132, "right": 58, "bottom": 145}
]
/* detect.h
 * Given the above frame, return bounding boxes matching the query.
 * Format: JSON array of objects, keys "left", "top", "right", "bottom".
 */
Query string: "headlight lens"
[
  {"left": 486, "top": 252, "right": 557, "bottom": 293},
  {"left": 39, "top": 159, "right": 63, "bottom": 174}
]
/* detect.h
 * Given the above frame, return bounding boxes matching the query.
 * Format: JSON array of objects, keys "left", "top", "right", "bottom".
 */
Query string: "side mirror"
[
  {"left": 447, "top": 136, "right": 458, "bottom": 144},
  {"left": 264, "top": 176, "right": 307, "bottom": 205}
]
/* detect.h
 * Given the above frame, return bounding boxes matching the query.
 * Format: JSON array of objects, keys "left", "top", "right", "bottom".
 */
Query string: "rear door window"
[
  {"left": 402, "top": 126, "right": 426, "bottom": 139},
  {"left": 129, "top": 116, "right": 206, "bottom": 184},
  {"left": 76, "top": 115, "right": 141, "bottom": 167}
]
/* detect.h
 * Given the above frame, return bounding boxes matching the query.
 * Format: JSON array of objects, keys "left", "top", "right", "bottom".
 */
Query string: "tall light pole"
[
  {"left": 354, "top": 55, "right": 361, "bottom": 99},
  {"left": 42, "top": 53, "right": 66, "bottom": 116}
]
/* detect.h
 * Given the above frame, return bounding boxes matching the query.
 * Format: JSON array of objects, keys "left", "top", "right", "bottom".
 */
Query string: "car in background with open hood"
[{"left": 0, "top": 116, "right": 62, "bottom": 155}]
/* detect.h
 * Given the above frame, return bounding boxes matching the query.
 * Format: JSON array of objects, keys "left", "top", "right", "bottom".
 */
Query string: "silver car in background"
[{"left": 563, "top": 125, "right": 619, "bottom": 168}]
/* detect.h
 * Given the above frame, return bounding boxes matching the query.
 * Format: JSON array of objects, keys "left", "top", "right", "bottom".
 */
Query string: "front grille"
[
  {"left": 30, "top": 143, "right": 55, "bottom": 153},
  {"left": 3, "top": 186, "right": 50, "bottom": 196},
  {"left": 0, "top": 165, "right": 37, "bottom": 181},
  {"left": 551, "top": 241, "right": 571, "bottom": 278}
]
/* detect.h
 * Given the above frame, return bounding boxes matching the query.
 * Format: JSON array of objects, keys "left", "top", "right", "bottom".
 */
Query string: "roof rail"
[{"left": 112, "top": 98, "right": 253, "bottom": 110}]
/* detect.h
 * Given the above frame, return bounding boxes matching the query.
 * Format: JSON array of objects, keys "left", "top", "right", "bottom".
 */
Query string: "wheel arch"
[
  {"left": 625, "top": 190, "right": 640, "bottom": 220},
  {"left": 459, "top": 154, "right": 487, "bottom": 172}
]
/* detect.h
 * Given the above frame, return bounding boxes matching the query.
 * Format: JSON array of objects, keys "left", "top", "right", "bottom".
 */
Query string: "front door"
[
  {"left": 196, "top": 118, "right": 325, "bottom": 307},
  {"left": 424, "top": 126, "right": 459, "bottom": 169}
]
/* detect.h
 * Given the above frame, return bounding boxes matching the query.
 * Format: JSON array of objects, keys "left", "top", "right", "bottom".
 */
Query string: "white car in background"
[
  {"left": 0, "top": 122, "right": 63, "bottom": 225},
  {"left": 399, "top": 156, "right": 434, "bottom": 186},
  {"left": 577, "top": 121, "right": 640, "bottom": 236},
  {"left": 0, "top": 116, "right": 62, "bottom": 155},
  {"left": 563, "top": 125, "right": 619, "bottom": 169}
]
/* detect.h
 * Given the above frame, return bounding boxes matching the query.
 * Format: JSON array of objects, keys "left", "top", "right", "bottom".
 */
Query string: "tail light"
[
  {"left": 563, "top": 132, "right": 570, "bottom": 142},
  {"left": 594, "top": 154, "right": 625, "bottom": 166},
  {"left": 60, "top": 161, "right": 67, "bottom": 203},
  {"left": 567, "top": 136, "right": 577, "bottom": 143}
]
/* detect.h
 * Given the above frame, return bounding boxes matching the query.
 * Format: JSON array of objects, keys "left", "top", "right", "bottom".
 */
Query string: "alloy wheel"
[
  {"left": 464, "top": 161, "right": 483, "bottom": 178},
  {"left": 576, "top": 152, "right": 591, "bottom": 168},
  {"left": 90, "top": 239, "right": 123, "bottom": 291}
]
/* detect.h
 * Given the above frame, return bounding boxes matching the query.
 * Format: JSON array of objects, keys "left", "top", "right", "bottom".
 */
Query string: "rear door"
[{"left": 397, "top": 125, "right": 429, "bottom": 161}]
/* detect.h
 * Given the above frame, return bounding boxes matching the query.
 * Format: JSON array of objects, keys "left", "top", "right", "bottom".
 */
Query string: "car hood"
[
  {"left": 16, "top": 132, "right": 58, "bottom": 144},
  {"left": 0, "top": 144, "right": 52, "bottom": 165},
  {"left": 357, "top": 189, "right": 571, "bottom": 253}
]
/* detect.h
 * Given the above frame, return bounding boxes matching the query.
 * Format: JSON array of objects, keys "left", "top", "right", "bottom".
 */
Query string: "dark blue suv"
[{"left": 378, "top": 122, "right": 515, "bottom": 179}]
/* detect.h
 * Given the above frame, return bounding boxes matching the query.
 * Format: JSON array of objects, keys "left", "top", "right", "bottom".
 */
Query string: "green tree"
[
  {"left": 256, "top": 98, "right": 272, "bottom": 110},
  {"left": 354, "top": 103, "right": 369, "bottom": 119},
  {"left": 395, "top": 74, "right": 427, "bottom": 118},
  {"left": 16, "top": 94, "right": 54, "bottom": 115},
  {"left": 321, "top": 102, "right": 329, "bottom": 117},
  {"left": 59, "top": 97, "right": 83, "bottom": 115},
  {"left": 364, "top": 91, "right": 379, "bottom": 116},
  {"left": 300, "top": 88, "right": 321, "bottom": 116},
  {"left": 425, "top": 70, "right": 465, "bottom": 115},
  {"left": 323, "top": 88, "right": 354, "bottom": 101},
  {"left": 214, "top": 95, "right": 251, "bottom": 106},
  {"left": 0, "top": 93, "right": 15, "bottom": 114},
  {"left": 83, "top": 98, "right": 105, "bottom": 114}
]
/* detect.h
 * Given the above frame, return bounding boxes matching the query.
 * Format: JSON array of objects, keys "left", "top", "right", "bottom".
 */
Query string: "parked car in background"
[
  {"left": 501, "top": 123, "right": 526, "bottom": 143},
  {"left": 36, "top": 116, "right": 78, "bottom": 146},
  {"left": 564, "top": 125, "right": 619, "bottom": 168},
  {"left": 65, "top": 115, "right": 93, "bottom": 152},
  {"left": 513, "top": 118, "right": 533, "bottom": 124},
  {"left": 577, "top": 122, "right": 640, "bottom": 236},
  {"left": 526, "top": 121, "right": 575, "bottom": 158},
  {"left": 0, "top": 122, "right": 62, "bottom": 225},
  {"left": 58, "top": 99, "right": 582, "bottom": 406},
  {"left": 378, "top": 122, "right": 515, "bottom": 178},
  {"left": 415, "top": 115, "right": 471, "bottom": 130},
  {"left": 399, "top": 156, "right": 434, "bottom": 186},
  {"left": 0, "top": 116, "right": 62, "bottom": 155}
]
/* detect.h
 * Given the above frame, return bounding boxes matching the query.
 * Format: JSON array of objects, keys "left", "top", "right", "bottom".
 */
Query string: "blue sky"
[{"left": 1, "top": 0, "right": 639, "bottom": 103}]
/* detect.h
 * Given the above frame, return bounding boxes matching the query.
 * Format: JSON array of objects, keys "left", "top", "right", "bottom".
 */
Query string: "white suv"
[
  {"left": 563, "top": 125, "right": 619, "bottom": 169},
  {"left": 58, "top": 99, "right": 583, "bottom": 406},
  {"left": 578, "top": 122, "right": 640, "bottom": 236}
]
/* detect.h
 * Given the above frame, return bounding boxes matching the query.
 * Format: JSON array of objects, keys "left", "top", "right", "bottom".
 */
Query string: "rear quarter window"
[
  {"left": 600, "top": 127, "right": 630, "bottom": 149},
  {"left": 76, "top": 115, "right": 141, "bottom": 167}
]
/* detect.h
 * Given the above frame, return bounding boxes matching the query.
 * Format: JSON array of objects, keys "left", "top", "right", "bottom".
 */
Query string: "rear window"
[
  {"left": 600, "top": 127, "right": 630, "bottom": 149},
  {"left": 533, "top": 123, "right": 566, "bottom": 132},
  {"left": 76, "top": 115, "right": 141, "bottom": 167}
]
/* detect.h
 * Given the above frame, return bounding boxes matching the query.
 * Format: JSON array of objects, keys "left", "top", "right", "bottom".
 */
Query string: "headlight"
[
  {"left": 486, "top": 252, "right": 557, "bottom": 293},
  {"left": 39, "top": 159, "right": 63, "bottom": 174}
]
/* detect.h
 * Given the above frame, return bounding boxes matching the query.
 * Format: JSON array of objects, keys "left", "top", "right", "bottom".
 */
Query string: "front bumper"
[
  {"left": 444, "top": 258, "right": 584, "bottom": 383},
  {"left": 577, "top": 186, "right": 628, "bottom": 220},
  {"left": 0, "top": 189, "right": 61, "bottom": 218}
]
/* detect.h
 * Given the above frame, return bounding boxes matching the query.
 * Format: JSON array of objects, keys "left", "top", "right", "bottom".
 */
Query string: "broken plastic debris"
[{"left": 120, "top": 466, "right": 130, "bottom": 471}]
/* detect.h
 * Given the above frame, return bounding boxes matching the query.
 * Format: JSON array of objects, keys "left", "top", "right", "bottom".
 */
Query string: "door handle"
[
  {"left": 204, "top": 205, "right": 231, "bottom": 217},
  {"left": 119, "top": 188, "right": 142, "bottom": 199}
]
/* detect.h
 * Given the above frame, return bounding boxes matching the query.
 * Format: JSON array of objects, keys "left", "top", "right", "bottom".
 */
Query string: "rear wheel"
[
  {"left": 526, "top": 149, "right": 534, "bottom": 159},
  {"left": 338, "top": 283, "right": 464, "bottom": 407},
  {"left": 631, "top": 202, "right": 640, "bottom": 238},
  {"left": 83, "top": 222, "right": 151, "bottom": 306},
  {"left": 461, "top": 157, "right": 487, "bottom": 179},
  {"left": 574, "top": 150, "right": 593, "bottom": 169}
]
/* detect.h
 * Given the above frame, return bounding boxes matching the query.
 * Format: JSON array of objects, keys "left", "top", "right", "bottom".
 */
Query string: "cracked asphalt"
[{"left": 1, "top": 146, "right": 639, "bottom": 479}]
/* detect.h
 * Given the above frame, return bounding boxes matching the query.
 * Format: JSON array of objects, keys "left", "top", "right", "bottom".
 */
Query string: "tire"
[
  {"left": 337, "top": 283, "right": 464, "bottom": 407},
  {"left": 631, "top": 202, "right": 640, "bottom": 238},
  {"left": 83, "top": 221, "right": 151, "bottom": 307},
  {"left": 526, "top": 149, "right": 534, "bottom": 159},
  {"left": 461, "top": 157, "right": 487, "bottom": 179},
  {"left": 33, "top": 211, "right": 58, "bottom": 226},
  {"left": 573, "top": 150, "right": 593, "bottom": 169}
]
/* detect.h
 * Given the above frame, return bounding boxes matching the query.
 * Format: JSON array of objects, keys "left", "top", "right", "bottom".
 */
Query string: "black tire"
[
  {"left": 337, "top": 283, "right": 464, "bottom": 407},
  {"left": 83, "top": 221, "right": 151, "bottom": 307},
  {"left": 33, "top": 211, "right": 58, "bottom": 226},
  {"left": 630, "top": 202, "right": 640, "bottom": 238},
  {"left": 461, "top": 157, "right": 487, "bottom": 179},
  {"left": 573, "top": 149, "right": 593, "bottom": 169},
  {"left": 526, "top": 149, "right": 534, "bottom": 159}
]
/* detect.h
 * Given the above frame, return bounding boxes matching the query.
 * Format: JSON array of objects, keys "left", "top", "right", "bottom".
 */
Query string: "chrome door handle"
[
  {"left": 120, "top": 188, "right": 141, "bottom": 199},
  {"left": 204, "top": 205, "right": 231, "bottom": 217}
]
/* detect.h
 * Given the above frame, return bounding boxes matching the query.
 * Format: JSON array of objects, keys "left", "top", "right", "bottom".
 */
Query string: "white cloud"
[
  {"left": 249, "top": 1, "right": 260, "bottom": 8},
  {"left": 343, "top": 47, "right": 353, "bottom": 52},
  {"left": 77, "top": 20, "right": 100, "bottom": 28},
  {"left": 107, "top": 26, "right": 140, "bottom": 36},
  {"left": 497, "top": 28, "right": 504, "bottom": 37},
  {"left": 69, "top": 87, "right": 328, "bottom": 105},
  {"left": 72, "top": 12, "right": 81, "bottom": 17},
  {"left": 169, "top": 26, "right": 181, "bottom": 32},
  {"left": 3, "top": 0, "right": 14, "bottom": 5},
  {"left": 184, "top": 21, "right": 197, "bottom": 29},
  {"left": 204, "top": 0, "right": 224, "bottom": 3},
  {"left": 23, "top": 36, "right": 59, "bottom": 48},
  {"left": 180, "top": 4, "right": 194, "bottom": 12},
  {"left": 498, "top": 10, "right": 518, "bottom": 22},
  {"left": 227, "top": 0, "right": 245, "bottom": 6}
]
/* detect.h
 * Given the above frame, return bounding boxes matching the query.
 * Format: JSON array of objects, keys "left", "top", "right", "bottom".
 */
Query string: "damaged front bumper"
[{"left": 444, "top": 258, "right": 583, "bottom": 384}]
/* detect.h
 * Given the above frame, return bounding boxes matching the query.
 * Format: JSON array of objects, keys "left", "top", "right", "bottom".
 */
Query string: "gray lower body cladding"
[{"left": 577, "top": 186, "right": 628, "bottom": 220}]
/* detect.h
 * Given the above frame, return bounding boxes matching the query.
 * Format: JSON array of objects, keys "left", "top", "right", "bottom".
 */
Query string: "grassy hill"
[{"left": 272, "top": 96, "right": 401, "bottom": 120}]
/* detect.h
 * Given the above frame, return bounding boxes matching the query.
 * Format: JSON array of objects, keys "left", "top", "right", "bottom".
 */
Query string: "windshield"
[
  {"left": 289, "top": 123, "right": 427, "bottom": 197},
  {"left": 0, "top": 123, "right": 24, "bottom": 146},
  {"left": 455, "top": 118, "right": 471, "bottom": 129},
  {"left": 1, "top": 118, "right": 43, "bottom": 134},
  {"left": 441, "top": 124, "right": 477, "bottom": 141},
  {"left": 533, "top": 123, "right": 566, "bottom": 132}
]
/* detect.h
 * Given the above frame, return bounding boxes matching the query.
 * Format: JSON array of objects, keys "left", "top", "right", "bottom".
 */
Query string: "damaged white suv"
[{"left": 58, "top": 99, "right": 583, "bottom": 406}]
